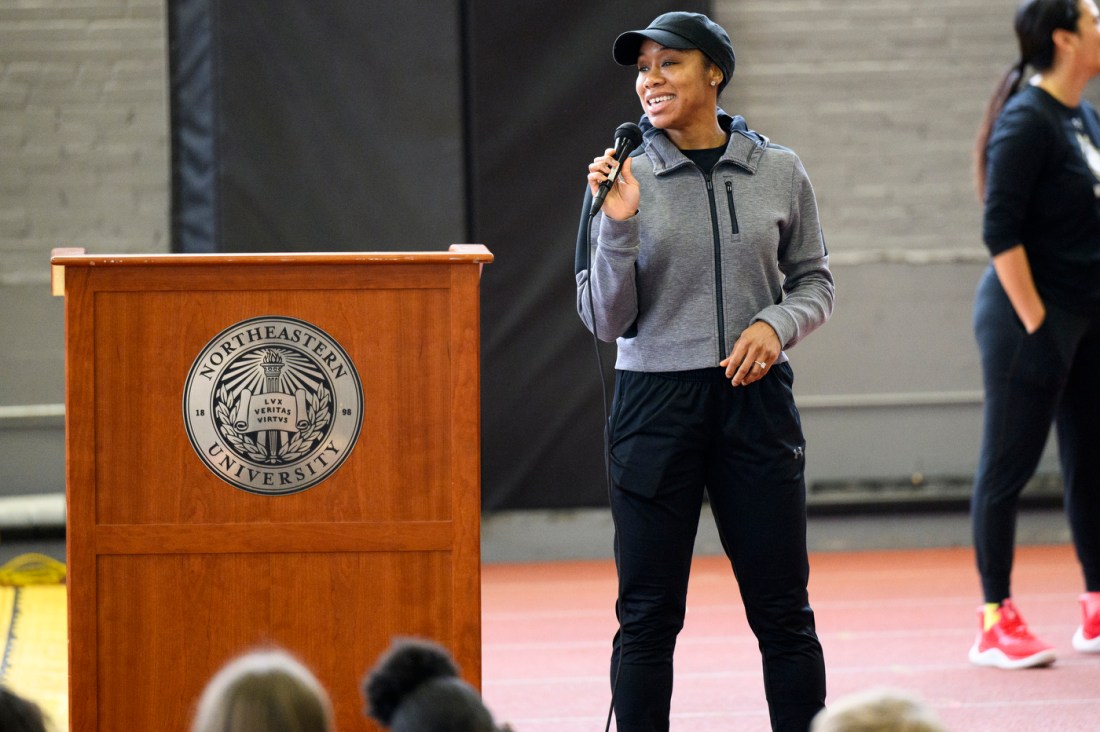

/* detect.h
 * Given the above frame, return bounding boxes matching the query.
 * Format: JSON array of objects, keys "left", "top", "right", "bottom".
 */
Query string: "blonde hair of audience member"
[
  {"left": 191, "top": 648, "right": 334, "bottom": 732},
  {"left": 810, "top": 687, "right": 946, "bottom": 732}
]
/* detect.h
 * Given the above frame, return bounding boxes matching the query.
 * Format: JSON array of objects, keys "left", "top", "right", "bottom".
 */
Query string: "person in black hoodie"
[{"left": 971, "top": 0, "right": 1100, "bottom": 670}]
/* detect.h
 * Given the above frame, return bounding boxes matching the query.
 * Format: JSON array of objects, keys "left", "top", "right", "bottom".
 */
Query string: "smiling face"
[{"left": 635, "top": 39, "right": 723, "bottom": 138}]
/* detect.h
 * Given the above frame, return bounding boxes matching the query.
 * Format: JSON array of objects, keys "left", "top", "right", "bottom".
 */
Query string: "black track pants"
[{"left": 607, "top": 365, "right": 826, "bottom": 732}]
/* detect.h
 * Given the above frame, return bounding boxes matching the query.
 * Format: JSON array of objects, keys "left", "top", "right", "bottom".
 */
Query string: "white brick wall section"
[
  {"left": 715, "top": 0, "right": 1100, "bottom": 257},
  {"left": 0, "top": 0, "right": 169, "bottom": 286}
]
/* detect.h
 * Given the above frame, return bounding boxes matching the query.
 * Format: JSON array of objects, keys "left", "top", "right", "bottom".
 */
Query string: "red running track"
[{"left": 482, "top": 544, "right": 1100, "bottom": 731}]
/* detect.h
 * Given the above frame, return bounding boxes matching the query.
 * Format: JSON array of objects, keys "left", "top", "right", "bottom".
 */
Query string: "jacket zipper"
[
  {"left": 725, "top": 181, "right": 740, "bottom": 234},
  {"left": 705, "top": 173, "right": 727, "bottom": 358}
]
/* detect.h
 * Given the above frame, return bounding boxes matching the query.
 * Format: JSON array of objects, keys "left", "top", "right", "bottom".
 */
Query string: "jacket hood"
[{"left": 637, "top": 107, "right": 769, "bottom": 175}]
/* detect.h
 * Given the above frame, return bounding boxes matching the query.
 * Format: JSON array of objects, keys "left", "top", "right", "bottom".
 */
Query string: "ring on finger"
[{"left": 755, "top": 361, "right": 767, "bottom": 369}]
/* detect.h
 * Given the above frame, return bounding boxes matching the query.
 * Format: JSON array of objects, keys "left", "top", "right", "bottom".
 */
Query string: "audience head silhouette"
[
  {"left": 363, "top": 638, "right": 508, "bottom": 732},
  {"left": 0, "top": 686, "right": 48, "bottom": 732},
  {"left": 191, "top": 648, "right": 334, "bottom": 732},
  {"left": 811, "top": 687, "right": 946, "bottom": 732}
]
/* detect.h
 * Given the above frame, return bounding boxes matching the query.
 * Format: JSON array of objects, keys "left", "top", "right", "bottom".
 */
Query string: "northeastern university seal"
[{"left": 184, "top": 316, "right": 364, "bottom": 495}]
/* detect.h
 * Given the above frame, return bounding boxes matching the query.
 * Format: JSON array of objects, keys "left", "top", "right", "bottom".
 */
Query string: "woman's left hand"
[{"left": 720, "top": 322, "right": 782, "bottom": 387}]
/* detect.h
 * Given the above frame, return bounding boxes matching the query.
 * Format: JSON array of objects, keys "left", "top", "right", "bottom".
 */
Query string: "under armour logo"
[{"left": 793, "top": 446, "right": 804, "bottom": 460}]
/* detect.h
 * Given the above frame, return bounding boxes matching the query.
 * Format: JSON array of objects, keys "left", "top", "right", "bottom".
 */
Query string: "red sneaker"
[
  {"left": 969, "top": 599, "right": 1056, "bottom": 669},
  {"left": 1072, "top": 592, "right": 1100, "bottom": 653}
]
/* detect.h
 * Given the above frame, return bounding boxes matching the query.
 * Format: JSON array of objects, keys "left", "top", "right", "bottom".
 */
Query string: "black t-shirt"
[
  {"left": 681, "top": 140, "right": 728, "bottom": 175},
  {"left": 983, "top": 85, "right": 1100, "bottom": 314}
]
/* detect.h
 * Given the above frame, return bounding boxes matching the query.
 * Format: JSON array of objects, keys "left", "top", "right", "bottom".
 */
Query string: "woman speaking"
[{"left": 576, "top": 12, "right": 834, "bottom": 731}]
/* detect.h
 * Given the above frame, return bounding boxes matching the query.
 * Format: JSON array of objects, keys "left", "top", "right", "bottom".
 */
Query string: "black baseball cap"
[{"left": 613, "top": 12, "right": 735, "bottom": 93}]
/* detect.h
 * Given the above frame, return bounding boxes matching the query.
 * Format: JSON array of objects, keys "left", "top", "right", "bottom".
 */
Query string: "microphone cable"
[
  {"left": 580, "top": 122, "right": 641, "bottom": 732},
  {"left": 581, "top": 195, "right": 624, "bottom": 732}
]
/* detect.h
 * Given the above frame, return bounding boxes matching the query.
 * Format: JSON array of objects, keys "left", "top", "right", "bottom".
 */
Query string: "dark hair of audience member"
[
  {"left": 0, "top": 686, "right": 48, "bottom": 732},
  {"left": 363, "top": 637, "right": 511, "bottom": 732}
]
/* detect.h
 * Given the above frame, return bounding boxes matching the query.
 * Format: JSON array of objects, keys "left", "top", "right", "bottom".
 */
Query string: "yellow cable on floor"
[{"left": 0, "top": 553, "right": 66, "bottom": 586}]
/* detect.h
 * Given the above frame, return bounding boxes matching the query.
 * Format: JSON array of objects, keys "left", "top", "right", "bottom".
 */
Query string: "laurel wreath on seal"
[{"left": 214, "top": 385, "right": 332, "bottom": 465}]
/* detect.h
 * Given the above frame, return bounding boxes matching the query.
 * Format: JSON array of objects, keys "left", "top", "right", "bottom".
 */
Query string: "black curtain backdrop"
[
  {"left": 169, "top": 0, "right": 708, "bottom": 510},
  {"left": 168, "top": 0, "right": 218, "bottom": 253},
  {"left": 465, "top": 0, "right": 707, "bottom": 510},
  {"left": 171, "top": 0, "right": 467, "bottom": 252}
]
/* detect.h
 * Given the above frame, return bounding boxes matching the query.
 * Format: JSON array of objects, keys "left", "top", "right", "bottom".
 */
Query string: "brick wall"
[
  {"left": 0, "top": 1, "right": 168, "bottom": 495},
  {"left": 0, "top": 0, "right": 168, "bottom": 286},
  {"left": 712, "top": 0, "right": 1072, "bottom": 485},
  {"left": 717, "top": 0, "right": 1098, "bottom": 259}
]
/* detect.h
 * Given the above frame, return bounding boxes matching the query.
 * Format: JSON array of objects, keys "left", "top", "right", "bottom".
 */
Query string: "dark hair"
[
  {"left": 363, "top": 638, "right": 503, "bottom": 732},
  {"left": 0, "top": 687, "right": 48, "bottom": 732},
  {"left": 974, "top": 0, "right": 1081, "bottom": 197}
]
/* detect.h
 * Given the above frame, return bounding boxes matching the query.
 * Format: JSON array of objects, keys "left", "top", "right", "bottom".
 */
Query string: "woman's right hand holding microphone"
[{"left": 588, "top": 149, "right": 639, "bottom": 221}]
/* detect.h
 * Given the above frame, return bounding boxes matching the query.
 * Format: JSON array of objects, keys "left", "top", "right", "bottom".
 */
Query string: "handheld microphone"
[{"left": 590, "top": 122, "right": 643, "bottom": 216}]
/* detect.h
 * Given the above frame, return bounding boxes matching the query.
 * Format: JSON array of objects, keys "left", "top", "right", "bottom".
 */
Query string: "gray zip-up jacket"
[{"left": 576, "top": 112, "right": 834, "bottom": 372}]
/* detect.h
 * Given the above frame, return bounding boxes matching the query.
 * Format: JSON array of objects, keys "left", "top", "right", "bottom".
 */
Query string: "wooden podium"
[{"left": 50, "top": 246, "right": 493, "bottom": 731}]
